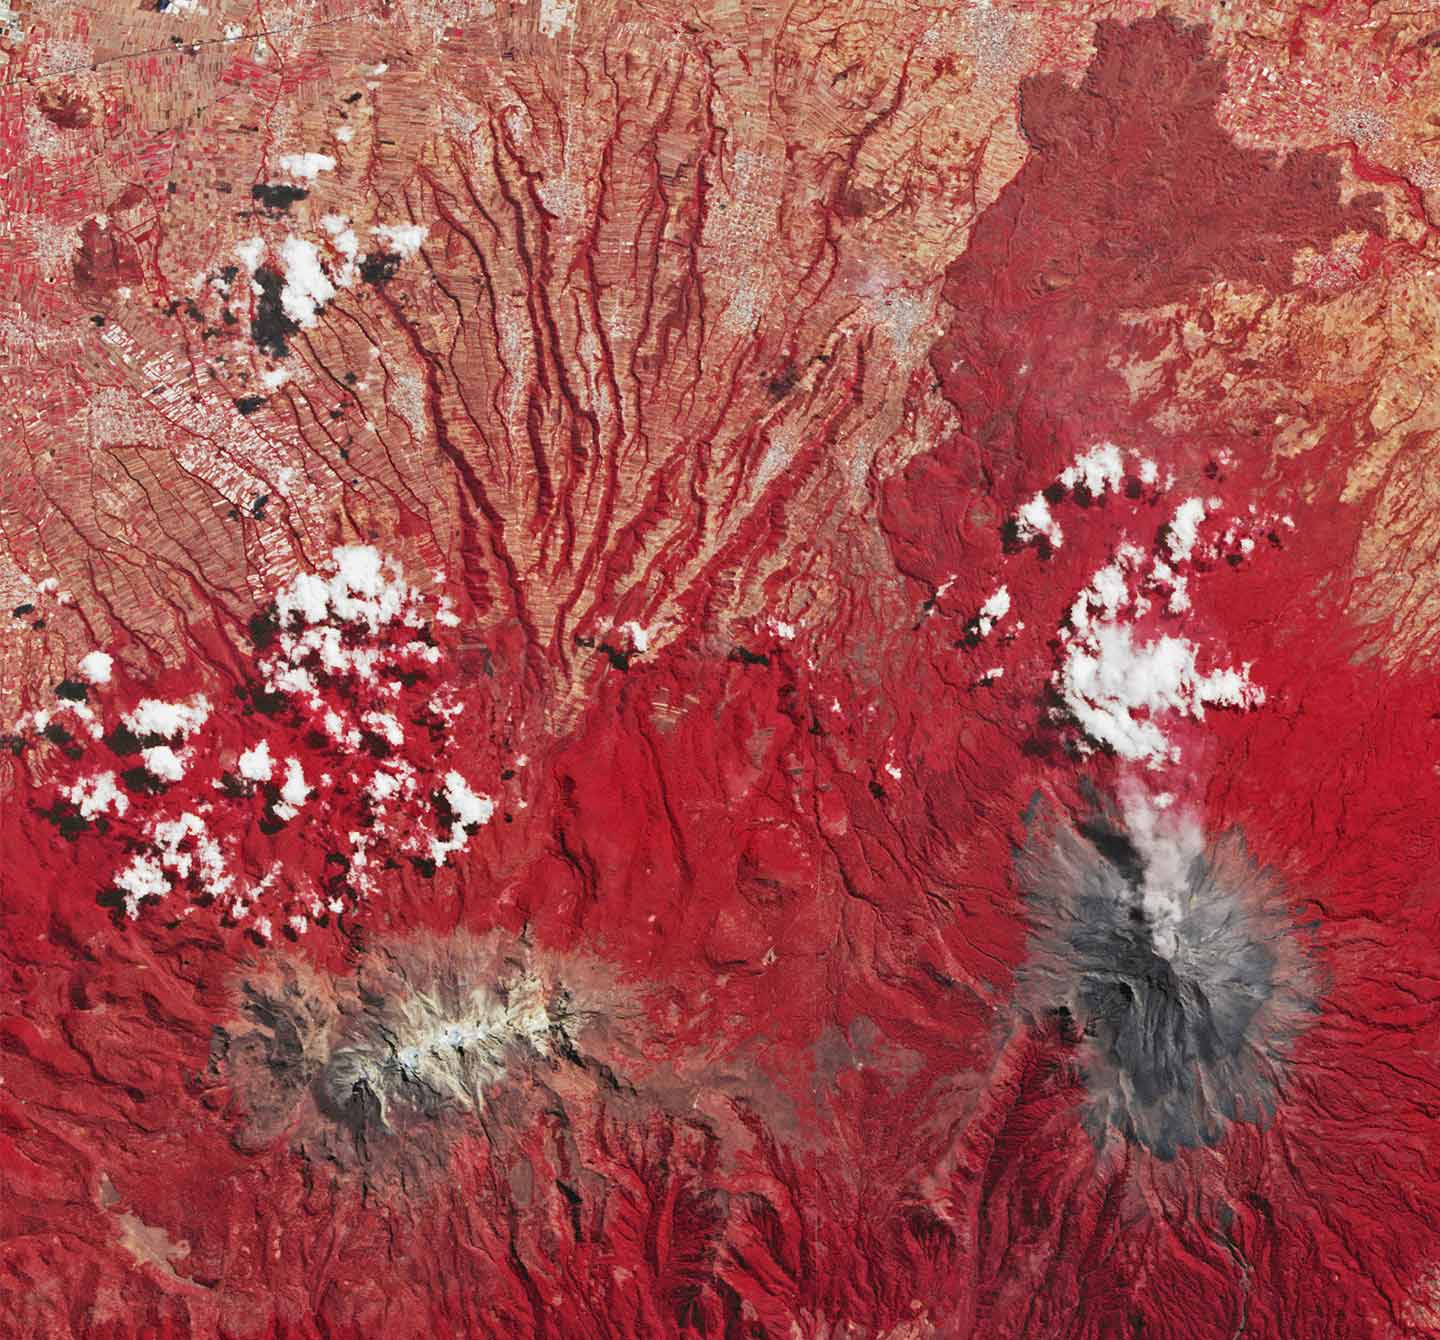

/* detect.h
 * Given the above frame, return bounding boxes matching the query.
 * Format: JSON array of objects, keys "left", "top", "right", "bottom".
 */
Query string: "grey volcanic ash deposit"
[{"left": 1015, "top": 791, "right": 1317, "bottom": 1161}]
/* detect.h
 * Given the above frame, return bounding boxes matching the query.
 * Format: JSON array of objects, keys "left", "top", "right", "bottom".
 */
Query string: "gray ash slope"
[{"left": 1015, "top": 792, "right": 1318, "bottom": 1161}]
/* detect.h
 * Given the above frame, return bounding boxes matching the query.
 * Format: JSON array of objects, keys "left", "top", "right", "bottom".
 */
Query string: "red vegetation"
[{"left": 6, "top": 12, "right": 1440, "bottom": 1340}]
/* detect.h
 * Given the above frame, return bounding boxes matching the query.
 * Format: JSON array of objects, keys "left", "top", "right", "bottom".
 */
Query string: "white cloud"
[
  {"left": 122, "top": 695, "right": 210, "bottom": 740},
  {"left": 368, "top": 770, "right": 402, "bottom": 804},
  {"left": 974, "top": 585, "right": 1011, "bottom": 636},
  {"left": 141, "top": 745, "right": 187, "bottom": 782},
  {"left": 319, "top": 214, "right": 360, "bottom": 285},
  {"left": 276, "top": 757, "right": 310, "bottom": 815},
  {"left": 115, "top": 855, "right": 169, "bottom": 919},
  {"left": 63, "top": 771, "right": 128, "bottom": 818},
  {"left": 237, "top": 740, "right": 274, "bottom": 782},
  {"left": 322, "top": 709, "right": 361, "bottom": 748},
  {"left": 1166, "top": 497, "right": 1207, "bottom": 561},
  {"left": 279, "top": 236, "right": 336, "bottom": 328},
  {"left": 1057, "top": 622, "right": 1263, "bottom": 767},
  {"left": 276, "top": 571, "right": 329, "bottom": 625},
  {"left": 116, "top": 811, "right": 232, "bottom": 918},
  {"left": 333, "top": 543, "right": 384, "bottom": 594},
  {"left": 272, "top": 546, "right": 420, "bottom": 643},
  {"left": 371, "top": 223, "right": 427, "bottom": 259},
  {"left": 444, "top": 770, "right": 493, "bottom": 828},
  {"left": 428, "top": 771, "right": 494, "bottom": 866},
  {"left": 235, "top": 236, "right": 265, "bottom": 273},
  {"left": 1070, "top": 558, "right": 1134, "bottom": 632},
  {"left": 78, "top": 651, "right": 113, "bottom": 684},
  {"left": 277, "top": 151, "right": 335, "bottom": 181},
  {"left": 1013, "top": 493, "right": 1063, "bottom": 548},
  {"left": 362, "top": 711, "right": 404, "bottom": 746},
  {"left": 1060, "top": 441, "right": 1125, "bottom": 496},
  {"left": 70, "top": 549, "right": 496, "bottom": 930}
]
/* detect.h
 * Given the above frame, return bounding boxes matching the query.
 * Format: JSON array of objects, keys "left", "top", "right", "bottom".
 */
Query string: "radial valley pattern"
[{"left": 7, "top": 5, "right": 1440, "bottom": 1340}]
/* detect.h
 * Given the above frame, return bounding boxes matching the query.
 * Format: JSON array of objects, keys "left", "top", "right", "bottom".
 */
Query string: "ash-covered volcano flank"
[{"left": 1016, "top": 795, "right": 1317, "bottom": 1161}]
